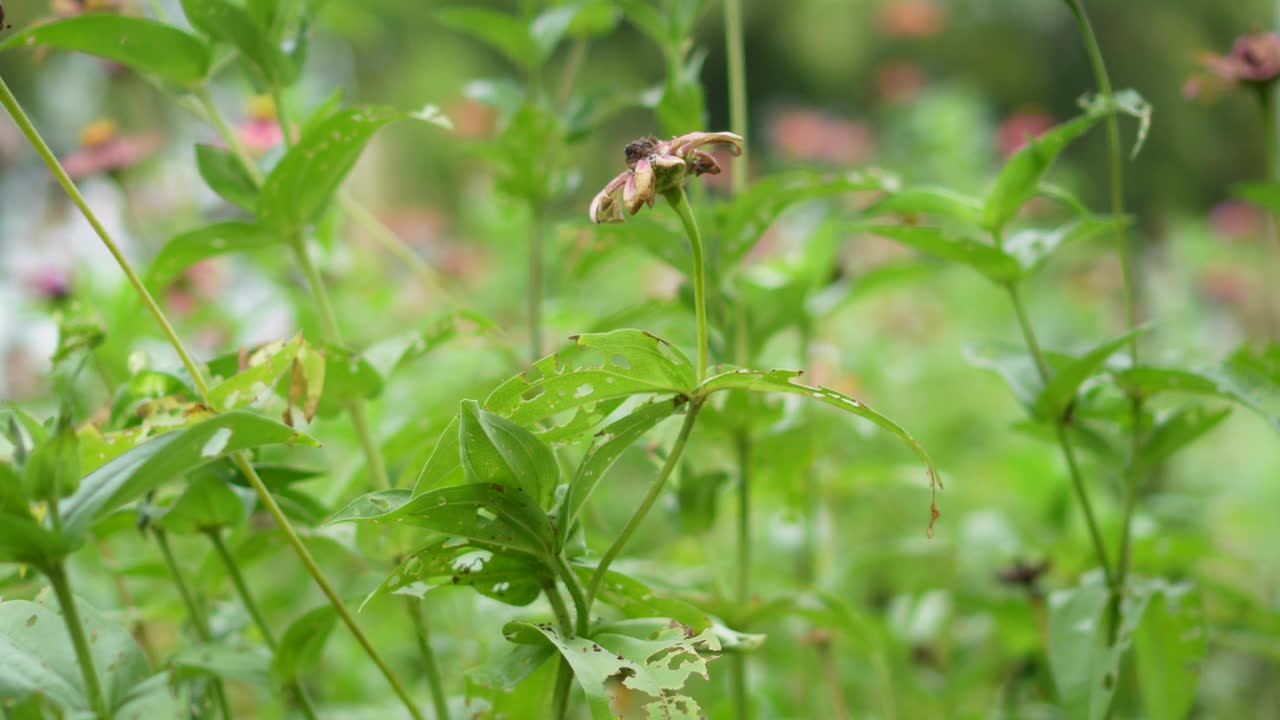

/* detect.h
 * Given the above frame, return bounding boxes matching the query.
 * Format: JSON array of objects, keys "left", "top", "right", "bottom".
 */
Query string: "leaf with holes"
[
  {"left": 330, "top": 484, "right": 556, "bottom": 561},
  {"left": 0, "top": 15, "right": 210, "bottom": 86},
  {"left": 460, "top": 399, "right": 559, "bottom": 510},
  {"left": 371, "top": 539, "right": 549, "bottom": 607},
  {"left": 485, "top": 330, "right": 696, "bottom": 442},
  {"left": 258, "top": 106, "right": 449, "bottom": 233},
  {"left": 503, "top": 618, "right": 719, "bottom": 720},
  {"left": 206, "top": 334, "right": 303, "bottom": 413},
  {"left": 59, "top": 412, "right": 314, "bottom": 541},
  {"left": 561, "top": 400, "right": 682, "bottom": 534},
  {"left": 696, "top": 368, "right": 940, "bottom": 533}
]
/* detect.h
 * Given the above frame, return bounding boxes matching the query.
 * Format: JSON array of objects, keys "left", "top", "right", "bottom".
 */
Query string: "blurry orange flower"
[
  {"left": 767, "top": 107, "right": 874, "bottom": 165},
  {"left": 237, "top": 96, "right": 285, "bottom": 155},
  {"left": 879, "top": 0, "right": 944, "bottom": 39},
  {"left": 997, "top": 109, "right": 1055, "bottom": 158},
  {"left": 61, "top": 119, "right": 160, "bottom": 178},
  {"left": 877, "top": 62, "right": 925, "bottom": 103}
]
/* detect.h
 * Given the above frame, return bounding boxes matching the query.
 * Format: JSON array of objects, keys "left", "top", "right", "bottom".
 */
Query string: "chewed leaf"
[
  {"left": 571, "top": 564, "right": 711, "bottom": 634},
  {"left": 485, "top": 330, "right": 696, "bottom": 442},
  {"left": 368, "top": 539, "right": 548, "bottom": 608},
  {"left": 460, "top": 399, "right": 559, "bottom": 509},
  {"left": 696, "top": 368, "right": 941, "bottom": 536},
  {"left": 207, "top": 334, "right": 303, "bottom": 413},
  {"left": 502, "top": 618, "right": 719, "bottom": 720},
  {"left": 562, "top": 400, "right": 683, "bottom": 534}
]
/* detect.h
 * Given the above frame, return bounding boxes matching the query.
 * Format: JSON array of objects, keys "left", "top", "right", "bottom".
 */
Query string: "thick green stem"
[
  {"left": 1006, "top": 286, "right": 1115, "bottom": 588},
  {"left": 154, "top": 529, "right": 233, "bottom": 720},
  {"left": 587, "top": 401, "right": 703, "bottom": 603},
  {"left": 556, "top": 556, "right": 591, "bottom": 636},
  {"left": 723, "top": 0, "right": 749, "bottom": 194},
  {"left": 664, "top": 188, "right": 710, "bottom": 381},
  {"left": 546, "top": 581, "right": 576, "bottom": 720},
  {"left": 0, "top": 76, "right": 210, "bottom": 399},
  {"left": 46, "top": 563, "right": 109, "bottom": 720},
  {"left": 406, "top": 599, "right": 451, "bottom": 720},
  {"left": 733, "top": 430, "right": 751, "bottom": 604}
]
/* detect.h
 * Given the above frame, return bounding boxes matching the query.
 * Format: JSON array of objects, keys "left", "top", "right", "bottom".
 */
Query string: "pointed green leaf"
[
  {"left": 145, "top": 222, "right": 278, "bottom": 291},
  {"left": 195, "top": 144, "right": 259, "bottom": 210},
  {"left": 1033, "top": 326, "right": 1150, "bottom": 421},
  {"left": 1132, "top": 406, "right": 1230, "bottom": 478},
  {"left": 435, "top": 7, "right": 538, "bottom": 71},
  {"left": 984, "top": 111, "right": 1104, "bottom": 233},
  {"left": 270, "top": 606, "right": 337, "bottom": 688},
  {"left": 0, "top": 509, "right": 76, "bottom": 569},
  {"left": 180, "top": 0, "right": 285, "bottom": 84},
  {"left": 0, "top": 15, "right": 210, "bottom": 86},
  {"left": 1048, "top": 573, "right": 1149, "bottom": 720},
  {"left": 1115, "top": 344, "right": 1280, "bottom": 431},
  {"left": 158, "top": 474, "right": 247, "bottom": 534},
  {"left": 372, "top": 539, "right": 548, "bottom": 607},
  {"left": 859, "top": 224, "right": 1020, "bottom": 284},
  {"left": 206, "top": 334, "right": 303, "bottom": 413},
  {"left": 412, "top": 415, "right": 463, "bottom": 495},
  {"left": 59, "top": 412, "right": 314, "bottom": 540},
  {"left": 1004, "top": 215, "right": 1121, "bottom": 277},
  {"left": 1134, "top": 581, "right": 1206, "bottom": 720},
  {"left": 862, "top": 186, "right": 983, "bottom": 225},
  {"left": 460, "top": 399, "right": 559, "bottom": 509}
]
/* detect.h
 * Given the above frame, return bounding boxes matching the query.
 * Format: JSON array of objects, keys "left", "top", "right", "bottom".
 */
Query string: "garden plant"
[{"left": 0, "top": 0, "right": 1278, "bottom": 718}]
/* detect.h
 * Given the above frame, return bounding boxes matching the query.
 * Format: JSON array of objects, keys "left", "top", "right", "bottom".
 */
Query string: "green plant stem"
[
  {"left": 339, "top": 193, "right": 455, "bottom": 301},
  {"left": 529, "top": 205, "right": 546, "bottom": 362},
  {"left": 546, "top": 581, "right": 576, "bottom": 720},
  {"left": 0, "top": 76, "right": 210, "bottom": 399},
  {"left": 207, "top": 531, "right": 320, "bottom": 720},
  {"left": 723, "top": 0, "right": 749, "bottom": 194},
  {"left": 154, "top": 529, "right": 233, "bottom": 720},
  {"left": 733, "top": 430, "right": 751, "bottom": 604},
  {"left": 665, "top": 188, "right": 710, "bottom": 381},
  {"left": 555, "top": 38, "right": 589, "bottom": 108},
  {"left": 2, "top": 77, "right": 423, "bottom": 720},
  {"left": 273, "top": 87, "right": 294, "bottom": 151},
  {"left": 556, "top": 556, "right": 591, "bottom": 636},
  {"left": 587, "top": 400, "right": 703, "bottom": 603},
  {"left": 46, "top": 562, "right": 109, "bottom": 720},
  {"left": 1006, "top": 286, "right": 1115, "bottom": 589},
  {"left": 405, "top": 598, "right": 451, "bottom": 720},
  {"left": 195, "top": 86, "right": 264, "bottom": 186}
]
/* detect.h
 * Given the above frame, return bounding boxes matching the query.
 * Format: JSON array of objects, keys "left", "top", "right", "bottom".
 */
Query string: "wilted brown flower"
[
  {"left": 589, "top": 131, "right": 743, "bottom": 224},
  {"left": 61, "top": 119, "right": 160, "bottom": 178}
]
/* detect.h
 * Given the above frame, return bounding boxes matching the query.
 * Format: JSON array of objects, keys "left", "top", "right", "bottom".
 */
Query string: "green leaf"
[
  {"left": 1048, "top": 573, "right": 1149, "bottom": 720},
  {"left": 460, "top": 399, "right": 559, "bottom": 509},
  {"left": 721, "top": 169, "right": 897, "bottom": 267},
  {"left": 207, "top": 334, "right": 303, "bottom": 413},
  {"left": 485, "top": 330, "right": 696, "bottom": 442},
  {"left": 258, "top": 106, "right": 448, "bottom": 233},
  {"left": 315, "top": 344, "right": 382, "bottom": 417},
  {"left": 22, "top": 414, "right": 79, "bottom": 500},
  {"left": 145, "top": 222, "right": 278, "bottom": 291},
  {"left": 529, "top": 4, "right": 579, "bottom": 59},
  {"left": 270, "top": 606, "right": 337, "bottom": 688},
  {"left": 180, "top": 0, "right": 284, "bottom": 84},
  {"left": 195, "top": 144, "right": 259, "bottom": 210},
  {"left": 1234, "top": 181, "right": 1280, "bottom": 215},
  {"left": 1003, "top": 216, "right": 1120, "bottom": 277},
  {"left": 171, "top": 642, "right": 271, "bottom": 685},
  {"left": 436, "top": 7, "right": 538, "bottom": 71},
  {"left": 1132, "top": 406, "right": 1230, "bottom": 478},
  {"left": 503, "top": 618, "right": 719, "bottom": 720},
  {"left": 862, "top": 186, "right": 984, "bottom": 226},
  {"left": 371, "top": 539, "right": 549, "bottom": 607},
  {"left": 412, "top": 415, "right": 463, "bottom": 495},
  {"left": 1115, "top": 345, "right": 1280, "bottom": 431},
  {"left": 859, "top": 224, "right": 1021, "bottom": 284},
  {"left": 984, "top": 110, "right": 1105, "bottom": 233},
  {"left": 675, "top": 468, "right": 727, "bottom": 534},
  {"left": 0, "top": 596, "right": 167, "bottom": 715},
  {"left": 0, "top": 509, "right": 76, "bottom": 569},
  {"left": 696, "top": 368, "right": 940, "bottom": 532},
  {"left": 469, "top": 642, "right": 555, "bottom": 692},
  {"left": 158, "top": 474, "right": 247, "bottom": 534},
  {"left": 59, "top": 412, "right": 314, "bottom": 540},
  {"left": 330, "top": 484, "right": 556, "bottom": 560},
  {"left": 0, "top": 15, "right": 210, "bottom": 86},
  {"left": 1134, "top": 581, "right": 1206, "bottom": 720},
  {"left": 577, "top": 565, "right": 711, "bottom": 633},
  {"left": 563, "top": 400, "right": 681, "bottom": 532},
  {"left": 1033, "top": 326, "right": 1150, "bottom": 421},
  {"left": 78, "top": 399, "right": 216, "bottom": 475}
]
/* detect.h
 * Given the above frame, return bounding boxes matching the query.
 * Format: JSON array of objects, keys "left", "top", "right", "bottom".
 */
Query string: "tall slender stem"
[
  {"left": 272, "top": 87, "right": 294, "bottom": 152},
  {"left": 46, "top": 563, "right": 109, "bottom": 720},
  {"left": 0, "top": 77, "right": 422, "bottom": 720},
  {"left": 195, "top": 86, "right": 264, "bottom": 186},
  {"left": 529, "top": 205, "right": 546, "bottom": 362},
  {"left": 665, "top": 188, "right": 710, "bottom": 381},
  {"left": 154, "top": 529, "right": 233, "bottom": 720},
  {"left": 207, "top": 530, "right": 320, "bottom": 720},
  {"left": 546, "top": 580, "right": 577, "bottom": 720},
  {"left": 1006, "top": 285, "right": 1115, "bottom": 588},
  {"left": 0, "top": 76, "right": 209, "bottom": 399},
  {"left": 723, "top": 0, "right": 749, "bottom": 194},
  {"left": 405, "top": 599, "right": 451, "bottom": 720},
  {"left": 556, "top": 555, "right": 591, "bottom": 636},
  {"left": 587, "top": 401, "right": 703, "bottom": 603},
  {"left": 733, "top": 430, "right": 751, "bottom": 604}
]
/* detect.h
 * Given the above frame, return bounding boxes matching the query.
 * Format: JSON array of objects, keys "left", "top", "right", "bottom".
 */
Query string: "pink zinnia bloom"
[
  {"left": 768, "top": 107, "right": 874, "bottom": 165},
  {"left": 237, "top": 96, "right": 285, "bottom": 156},
  {"left": 61, "top": 119, "right": 161, "bottom": 178}
]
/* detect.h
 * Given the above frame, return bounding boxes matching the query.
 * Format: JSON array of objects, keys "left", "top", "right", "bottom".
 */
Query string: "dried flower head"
[
  {"left": 589, "top": 131, "right": 743, "bottom": 224},
  {"left": 1186, "top": 32, "right": 1280, "bottom": 100},
  {"left": 61, "top": 118, "right": 160, "bottom": 178}
]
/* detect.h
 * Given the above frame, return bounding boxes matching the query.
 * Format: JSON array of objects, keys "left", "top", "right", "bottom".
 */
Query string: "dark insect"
[{"left": 624, "top": 135, "right": 658, "bottom": 168}]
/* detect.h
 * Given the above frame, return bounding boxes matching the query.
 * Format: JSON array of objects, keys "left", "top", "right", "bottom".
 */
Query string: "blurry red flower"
[
  {"left": 997, "top": 109, "right": 1055, "bottom": 158},
  {"left": 1209, "top": 201, "right": 1264, "bottom": 241},
  {"left": 877, "top": 62, "right": 925, "bottom": 104},
  {"left": 61, "top": 119, "right": 160, "bottom": 178},
  {"left": 767, "top": 107, "right": 874, "bottom": 165},
  {"left": 237, "top": 96, "right": 285, "bottom": 155},
  {"left": 879, "top": 0, "right": 944, "bottom": 39},
  {"left": 1186, "top": 32, "right": 1280, "bottom": 101},
  {"left": 24, "top": 266, "right": 73, "bottom": 303}
]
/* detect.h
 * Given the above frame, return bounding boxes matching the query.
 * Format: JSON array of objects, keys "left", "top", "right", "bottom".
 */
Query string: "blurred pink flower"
[
  {"left": 1209, "top": 200, "right": 1264, "bottom": 240},
  {"left": 52, "top": 0, "right": 124, "bottom": 16},
  {"left": 24, "top": 266, "right": 73, "bottom": 303},
  {"left": 997, "top": 109, "right": 1055, "bottom": 158},
  {"left": 879, "top": 0, "right": 944, "bottom": 39},
  {"left": 379, "top": 207, "right": 488, "bottom": 280},
  {"left": 877, "top": 62, "right": 925, "bottom": 104},
  {"left": 1186, "top": 33, "right": 1280, "bottom": 101},
  {"left": 237, "top": 96, "right": 285, "bottom": 155},
  {"left": 1199, "top": 265, "right": 1254, "bottom": 306},
  {"left": 767, "top": 107, "right": 874, "bottom": 165},
  {"left": 61, "top": 119, "right": 161, "bottom": 178},
  {"left": 165, "top": 259, "right": 227, "bottom": 317}
]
